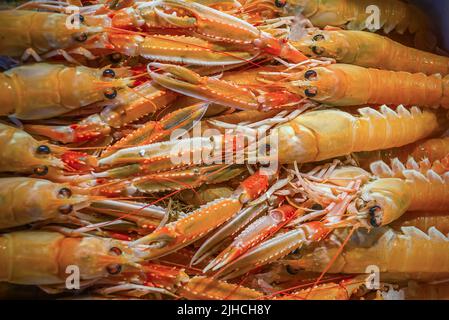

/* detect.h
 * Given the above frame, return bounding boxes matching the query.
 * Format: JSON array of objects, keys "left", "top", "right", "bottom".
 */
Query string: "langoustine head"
[
  {"left": 0, "top": 123, "right": 96, "bottom": 177},
  {"left": 0, "top": 10, "right": 104, "bottom": 56},
  {"left": 0, "top": 177, "right": 91, "bottom": 228},
  {"left": 291, "top": 30, "right": 351, "bottom": 60},
  {"left": 349, "top": 178, "right": 412, "bottom": 227},
  {"left": 58, "top": 236, "right": 140, "bottom": 281},
  {"left": 272, "top": 0, "right": 320, "bottom": 16},
  {"left": 288, "top": 66, "right": 342, "bottom": 102},
  {"left": 0, "top": 122, "right": 64, "bottom": 175},
  {"left": 0, "top": 231, "right": 140, "bottom": 285}
]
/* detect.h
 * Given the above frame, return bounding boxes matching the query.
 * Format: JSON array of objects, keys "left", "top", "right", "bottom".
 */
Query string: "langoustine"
[
  {"left": 0, "top": 176, "right": 166, "bottom": 230},
  {"left": 283, "top": 226, "right": 449, "bottom": 282},
  {"left": 148, "top": 62, "right": 449, "bottom": 111},
  {"left": 0, "top": 122, "right": 90, "bottom": 177},
  {"left": 352, "top": 156, "right": 449, "bottom": 226},
  {"left": 291, "top": 29, "right": 449, "bottom": 75},
  {"left": 0, "top": 63, "right": 130, "bottom": 120},
  {"left": 0, "top": 230, "right": 138, "bottom": 285},
  {"left": 1, "top": 0, "right": 306, "bottom": 65},
  {"left": 284, "top": 63, "right": 449, "bottom": 108}
]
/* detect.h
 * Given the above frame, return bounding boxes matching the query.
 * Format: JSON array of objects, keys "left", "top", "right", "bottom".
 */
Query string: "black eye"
[
  {"left": 36, "top": 145, "right": 51, "bottom": 155},
  {"left": 274, "top": 0, "right": 286, "bottom": 8},
  {"left": 33, "top": 166, "right": 48, "bottom": 176},
  {"left": 286, "top": 265, "right": 300, "bottom": 275},
  {"left": 58, "top": 188, "right": 72, "bottom": 199},
  {"left": 59, "top": 204, "right": 73, "bottom": 215},
  {"left": 312, "top": 34, "right": 325, "bottom": 41},
  {"left": 304, "top": 87, "right": 318, "bottom": 98},
  {"left": 102, "top": 69, "right": 115, "bottom": 78},
  {"left": 311, "top": 203, "right": 323, "bottom": 210},
  {"left": 369, "top": 205, "right": 382, "bottom": 227},
  {"left": 106, "top": 264, "right": 122, "bottom": 275},
  {"left": 74, "top": 32, "right": 88, "bottom": 42},
  {"left": 109, "top": 53, "right": 123, "bottom": 63},
  {"left": 104, "top": 88, "right": 117, "bottom": 99},
  {"left": 304, "top": 69, "right": 317, "bottom": 80},
  {"left": 70, "top": 14, "right": 85, "bottom": 24},
  {"left": 109, "top": 247, "right": 122, "bottom": 256},
  {"left": 311, "top": 46, "right": 324, "bottom": 55}
]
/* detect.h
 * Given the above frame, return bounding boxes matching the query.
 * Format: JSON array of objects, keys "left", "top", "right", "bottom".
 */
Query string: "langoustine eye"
[
  {"left": 33, "top": 165, "right": 48, "bottom": 176},
  {"left": 106, "top": 264, "right": 122, "bottom": 275},
  {"left": 369, "top": 206, "right": 382, "bottom": 227},
  {"left": 36, "top": 145, "right": 51, "bottom": 155},
  {"left": 313, "top": 34, "right": 325, "bottom": 41},
  {"left": 304, "top": 87, "right": 318, "bottom": 97},
  {"left": 274, "top": 0, "right": 287, "bottom": 8},
  {"left": 305, "top": 70, "right": 318, "bottom": 80}
]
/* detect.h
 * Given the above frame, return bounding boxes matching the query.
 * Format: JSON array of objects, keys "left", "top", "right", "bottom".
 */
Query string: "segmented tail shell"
[
  {"left": 294, "top": 226, "right": 449, "bottom": 276},
  {"left": 369, "top": 157, "right": 449, "bottom": 212},
  {"left": 370, "top": 156, "right": 449, "bottom": 178},
  {"left": 355, "top": 105, "right": 438, "bottom": 151}
]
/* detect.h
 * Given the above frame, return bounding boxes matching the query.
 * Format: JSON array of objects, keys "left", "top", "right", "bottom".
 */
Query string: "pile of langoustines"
[{"left": 0, "top": 0, "right": 448, "bottom": 300}]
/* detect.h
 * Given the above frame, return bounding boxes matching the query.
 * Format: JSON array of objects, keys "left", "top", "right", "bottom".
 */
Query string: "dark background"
[{"left": 412, "top": 0, "right": 449, "bottom": 50}]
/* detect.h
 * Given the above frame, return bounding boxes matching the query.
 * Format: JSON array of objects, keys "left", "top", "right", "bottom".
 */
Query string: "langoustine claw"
[{"left": 132, "top": 170, "right": 272, "bottom": 260}]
